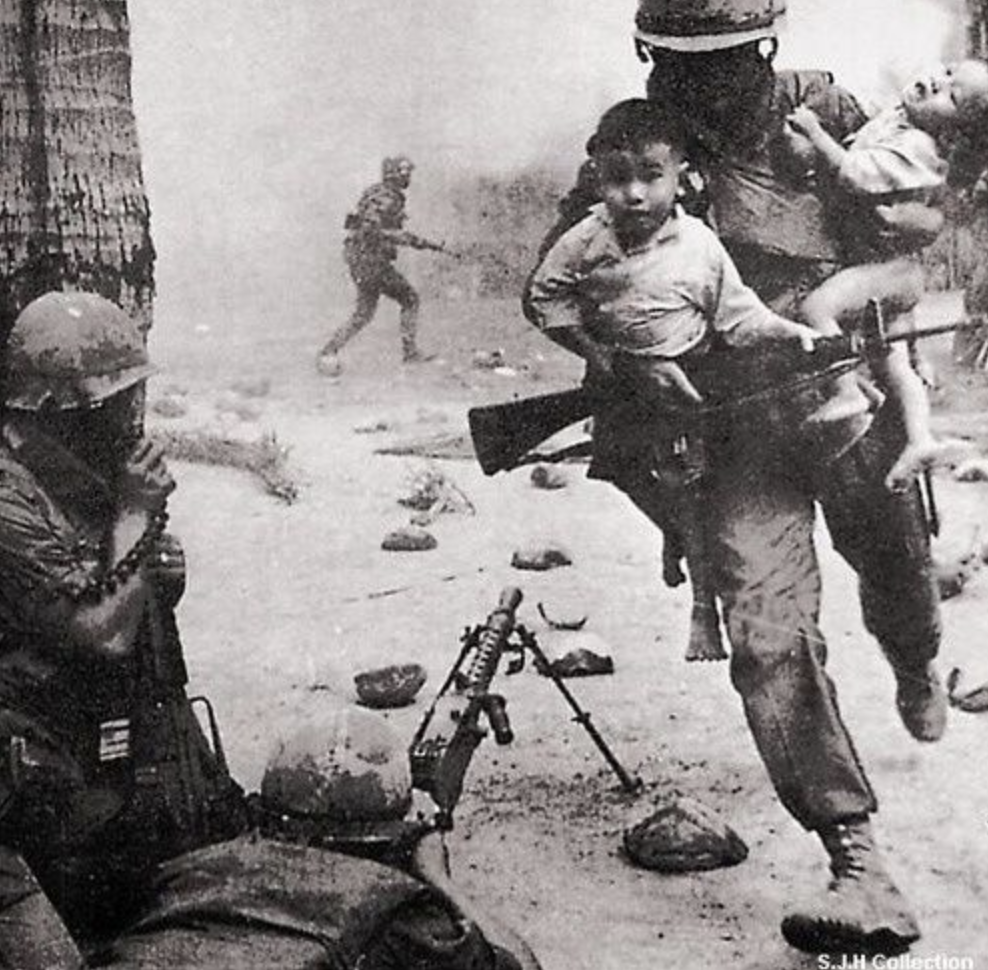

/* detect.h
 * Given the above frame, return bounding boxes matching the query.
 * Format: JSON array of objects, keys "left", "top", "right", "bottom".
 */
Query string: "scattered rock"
[
  {"left": 381, "top": 526, "right": 437, "bottom": 552},
  {"left": 229, "top": 377, "right": 271, "bottom": 398},
  {"left": 537, "top": 602, "right": 588, "bottom": 631},
  {"left": 530, "top": 465, "right": 568, "bottom": 490},
  {"left": 934, "top": 530, "right": 982, "bottom": 600},
  {"left": 953, "top": 458, "right": 988, "bottom": 482},
  {"left": 397, "top": 467, "right": 474, "bottom": 519},
  {"left": 471, "top": 348, "right": 506, "bottom": 370},
  {"left": 510, "top": 545, "right": 572, "bottom": 571},
  {"left": 353, "top": 418, "right": 394, "bottom": 434},
  {"left": 623, "top": 795, "right": 748, "bottom": 873},
  {"left": 215, "top": 392, "right": 261, "bottom": 421},
  {"left": 316, "top": 353, "right": 343, "bottom": 378},
  {"left": 546, "top": 647, "right": 614, "bottom": 678},
  {"left": 354, "top": 663, "right": 428, "bottom": 709},
  {"left": 149, "top": 396, "right": 188, "bottom": 419},
  {"left": 946, "top": 667, "right": 988, "bottom": 713}
]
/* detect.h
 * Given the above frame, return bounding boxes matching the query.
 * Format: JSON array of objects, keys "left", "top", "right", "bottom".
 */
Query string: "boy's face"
[
  {"left": 597, "top": 140, "right": 684, "bottom": 242},
  {"left": 901, "top": 60, "right": 988, "bottom": 134}
]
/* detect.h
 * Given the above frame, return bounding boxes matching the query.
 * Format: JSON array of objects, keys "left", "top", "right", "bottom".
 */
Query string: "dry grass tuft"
[{"left": 151, "top": 428, "right": 300, "bottom": 504}]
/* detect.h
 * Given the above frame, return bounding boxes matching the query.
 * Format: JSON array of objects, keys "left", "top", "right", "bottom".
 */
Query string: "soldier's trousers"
[
  {"left": 322, "top": 261, "right": 420, "bottom": 360},
  {"left": 614, "top": 407, "right": 939, "bottom": 832}
]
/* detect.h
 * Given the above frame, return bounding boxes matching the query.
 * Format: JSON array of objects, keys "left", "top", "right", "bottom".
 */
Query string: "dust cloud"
[{"left": 127, "top": 0, "right": 963, "bottom": 340}]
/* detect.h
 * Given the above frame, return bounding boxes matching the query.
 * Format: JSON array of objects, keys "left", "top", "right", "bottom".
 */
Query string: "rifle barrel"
[{"left": 877, "top": 318, "right": 984, "bottom": 346}]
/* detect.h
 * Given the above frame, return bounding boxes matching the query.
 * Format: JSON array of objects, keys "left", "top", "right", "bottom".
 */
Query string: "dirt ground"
[{"left": 146, "top": 287, "right": 988, "bottom": 970}]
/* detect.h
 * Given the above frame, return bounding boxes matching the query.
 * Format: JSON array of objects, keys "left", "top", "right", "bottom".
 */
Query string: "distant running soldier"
[{"left": 318, "top": 156, "right": 444, "bottom": 376}]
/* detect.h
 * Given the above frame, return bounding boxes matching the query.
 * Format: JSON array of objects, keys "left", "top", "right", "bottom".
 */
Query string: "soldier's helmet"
[
  {"left": 382, "top": 156, "right": 414, "bottom": 182},
  {"left": 635, "top": 0, "right": 786, "bottom": 52},
  {"left": 4, "top": 291, "right": 155, "bottom": 410},
  {"left": 261, "top": 705, "right": 413, "bottom": 823}
]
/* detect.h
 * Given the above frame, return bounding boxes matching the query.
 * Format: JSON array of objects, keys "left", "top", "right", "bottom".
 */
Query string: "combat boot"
[
  {"left": 893, "top": 662, "right": 947, "bottom": 742},
  {"left": 316, "top": 352, "right": 343, "bottom": 378},
  {"left": 781, "top": 817, "right": 920, "bottom": 956}
]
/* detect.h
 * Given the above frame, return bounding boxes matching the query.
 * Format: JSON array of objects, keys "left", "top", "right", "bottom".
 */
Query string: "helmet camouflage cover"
[
  {"left": 5, "top": 291, "right": 155, "bottom": 410},
  {"left": 261, "top": 705, "right": 413, "bottom": 824},
  {"left": 635, "top": 0, "right": 786, "bottom": 51}
]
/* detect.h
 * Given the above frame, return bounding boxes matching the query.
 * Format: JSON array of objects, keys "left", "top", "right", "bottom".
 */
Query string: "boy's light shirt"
[
  {"left": 528, "top": 204, "right": 777, "bottom": 359},
  {"left": 838, "top": 104, "right": 947, "bottom": 197}
]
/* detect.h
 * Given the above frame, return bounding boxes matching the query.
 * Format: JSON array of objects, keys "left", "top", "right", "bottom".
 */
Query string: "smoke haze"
[{"left": 126, "top": 0, "right": 965, "bottom": 339}]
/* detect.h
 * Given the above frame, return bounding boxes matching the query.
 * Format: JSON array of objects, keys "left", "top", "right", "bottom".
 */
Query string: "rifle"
[
  {"left": 409, "top": 587, "right": 640, "bottom": 831},
  {"left": 402, "top": 232, "right": 462, "bottom": 257},
  {"left": 468, "top": 316, "right": 982, "bottom": 476},
  {"left": 125, "top": 529, "right": 247, "bottom": 860}
]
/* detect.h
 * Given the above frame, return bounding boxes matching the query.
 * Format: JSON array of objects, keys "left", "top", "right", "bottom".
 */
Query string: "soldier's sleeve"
[
  {"left": 0, "top": 472, "right": 98, "bottom": 632},
  {"left": 793, "top": 71, "right": 868, "bottom": 142}
]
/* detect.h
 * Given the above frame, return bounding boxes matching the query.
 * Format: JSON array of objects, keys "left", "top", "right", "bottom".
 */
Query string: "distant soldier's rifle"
[
  {"left": 409, "top": 587, "right": 640, "bottom": 831},
  {"left": 468, "top": 315, "right": 982, "bottom": 476}
]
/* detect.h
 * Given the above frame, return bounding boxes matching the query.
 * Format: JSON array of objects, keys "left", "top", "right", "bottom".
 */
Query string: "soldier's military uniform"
[
  {"left": 0, "top": 293, "right": 245, "bottom": 968},
  {"left": 521, "top": 0, "right": 944, "bottom": 956},
  {"left": 634, "top": 1, "right": 943, "bottom": 954},
  {"left": 319, "top": 156, "right": 427, "bottom": 368}
]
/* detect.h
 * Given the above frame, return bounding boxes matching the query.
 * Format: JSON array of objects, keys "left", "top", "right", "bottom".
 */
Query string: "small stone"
[
  {"left": 953, "top": 458, "right": 988, "bottom": 482},
  {"left": 471, "top": 348, "right": 506, "bottom": 370},
  {"left": 530, "top": 465, "right": 568, "bottom": 490},
  {"left": 382, "top": 526, "right": 437, "bottom": 552},
  {"left": 149, "top": 396, "right": 188, "bottom": 419},
  {"left": 354, "top": 663, "right": 428, "bottom": 709},
  {"left": 510, "top": 545, "right": 572, "bottom": 571}
]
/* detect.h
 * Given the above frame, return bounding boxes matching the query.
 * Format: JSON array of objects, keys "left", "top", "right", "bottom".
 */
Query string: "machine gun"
[
  {"left": 468, "top": 315, "right": 982, "bottom": 476},
  {"left": 409, "top": 587, "right": 640, "bottom": 831}
]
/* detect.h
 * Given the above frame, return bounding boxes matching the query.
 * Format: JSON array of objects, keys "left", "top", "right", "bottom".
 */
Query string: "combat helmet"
[
  {"left": 381, "top": 156, "right": 414, "bottom": 181},
  {"left": 261, "top": 705, "right": 413, "bottom": 825},
  {"left": 4, "top": 291, "right": 155, "bottom": 410},
  {"left": 635, "top": 0, "right": 787, "bottom": 52}
]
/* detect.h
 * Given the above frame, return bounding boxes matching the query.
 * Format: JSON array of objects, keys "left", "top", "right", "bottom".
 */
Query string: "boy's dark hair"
[{"left": 587, "top": 98, "right": 688, "bottom": 158}]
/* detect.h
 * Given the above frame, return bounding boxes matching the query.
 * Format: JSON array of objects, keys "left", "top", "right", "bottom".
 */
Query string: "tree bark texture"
[{"left": 0, "top": 0, "right": 154, "bottom": 341}]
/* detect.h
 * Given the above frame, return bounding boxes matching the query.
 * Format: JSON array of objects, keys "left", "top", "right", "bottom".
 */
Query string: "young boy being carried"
[
  {"left": 786, "top": 58, "right": 988, "bottom": 489},
  {"left": 526, "top": 99, "right": 836, "bottom": 661}
]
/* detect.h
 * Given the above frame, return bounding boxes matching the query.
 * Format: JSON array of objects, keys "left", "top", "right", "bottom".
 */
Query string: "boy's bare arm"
[
  {"left": 729, "top": 313, "right": 820, "bottom": 350},
  {"left": 786, "top": 105, "right": 848, "bottom": 173}
]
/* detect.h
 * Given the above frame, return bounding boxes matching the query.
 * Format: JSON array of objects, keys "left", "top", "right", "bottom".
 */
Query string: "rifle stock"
[{"left": 468, "top": 387, "right": 595, "bottom": 476}]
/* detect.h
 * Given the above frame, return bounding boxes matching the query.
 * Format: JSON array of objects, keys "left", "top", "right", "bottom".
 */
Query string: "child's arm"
[
  {"left": 787, "top": 105, "right": 945, "bottom": 196},
  {"left": 703, "top": 229, "right": 820, "bottom": 350}
]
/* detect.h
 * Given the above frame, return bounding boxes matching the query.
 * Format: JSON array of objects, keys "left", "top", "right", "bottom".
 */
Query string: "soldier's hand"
[
  {"left": 645, "top": 360, "right": 703, "bottom": 405},
  {"left": 119, "top": 438, "right": 175, "bottom": 511}
]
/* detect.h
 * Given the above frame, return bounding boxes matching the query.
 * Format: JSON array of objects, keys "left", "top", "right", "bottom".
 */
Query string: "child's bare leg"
[{"left": 801, "top": 258, "right": 924, "bottom": 334}]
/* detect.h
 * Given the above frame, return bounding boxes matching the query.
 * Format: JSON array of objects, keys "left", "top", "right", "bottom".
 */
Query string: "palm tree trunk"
[{"left": 0, "top": 0, "right": 154, "bottom": 340}]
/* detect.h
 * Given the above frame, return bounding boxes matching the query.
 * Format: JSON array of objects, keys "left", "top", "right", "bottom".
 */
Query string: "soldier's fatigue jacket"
[
  {"left": 98, "top": 837, "right": 520, "bottom": 970},
  {"left": 344, "top": 180, "right": 408, "bottom": 279},
  {"left": 648, "top": 65, "right": 941, "bottom": 828},
  {"left": 0, "top": 420, "right": 244, "bottom": 936}
]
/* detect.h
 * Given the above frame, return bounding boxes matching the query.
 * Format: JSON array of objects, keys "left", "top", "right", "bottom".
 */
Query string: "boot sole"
[{"left": 781, "top": 914, "right": 919, "bottom": 956}]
